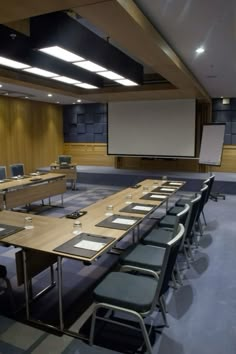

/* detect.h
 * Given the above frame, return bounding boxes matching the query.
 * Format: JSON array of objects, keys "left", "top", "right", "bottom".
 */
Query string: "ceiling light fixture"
[
  {"left": 75, "top": 83, "right": 98, "bottom": 89},
  {"left": 48, "top": 93, "right": 52, "bottom": 97},
  {"left": 53, "top": 76, "right": 81, "bottom": 84},
  {"left": 24, "top": 67, "right": 58, "bottom": 78},
  {"left": 116, "top": 79, "right": 138, "bottom": 86},
  {"left": 77, "top": 99, "right": 81, "bottom": 103},
  {"left": 97, "top": 71, "right": 124, "bottom": 80},
  {"left": 39, "top": 46, "right": 84, "bottom": 62},
  {"left": 73, "top": 60, "right": 106, "bottom": 72},
  {"left": 0, "top": 56, "right": 30, "bottom": 69},
  {"left": 196, "top": 47, "right": 205, "bottom": 54}
]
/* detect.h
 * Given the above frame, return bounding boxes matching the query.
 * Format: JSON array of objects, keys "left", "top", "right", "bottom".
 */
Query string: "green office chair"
[{"left": 89, "top": 224, "right": 185, "bottom": 354}]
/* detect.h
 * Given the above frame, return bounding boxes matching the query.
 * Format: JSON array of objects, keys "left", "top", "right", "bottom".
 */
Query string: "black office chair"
[
  {"left": 0, "top": 265, "right": 15, "bottom": 312},
  {"left": 89, "top": 224, "right": 185, "bottom": 354},
  {"left": 0, "top": 166, "right": 6, "bottom": 180},
  {"left": 9, "top": 163, "right": 25, "bottom": 177}
]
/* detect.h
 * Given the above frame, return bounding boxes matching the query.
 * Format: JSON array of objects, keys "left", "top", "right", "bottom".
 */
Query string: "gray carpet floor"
[{"left": 0, "top": 182, "right": 235, "bottom": 353}]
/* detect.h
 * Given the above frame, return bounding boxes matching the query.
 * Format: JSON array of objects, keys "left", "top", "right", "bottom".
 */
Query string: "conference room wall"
[{"left": 0, "top": 96, "right": 63, "bottom": 175}]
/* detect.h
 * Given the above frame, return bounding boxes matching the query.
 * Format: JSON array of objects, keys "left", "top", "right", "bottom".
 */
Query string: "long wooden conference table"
[
  {"left": 0, "top": 178, "right": 184, "bottom": 338},
  {"left": 0, "top": 172, "right": 66, "bottom": 209}
]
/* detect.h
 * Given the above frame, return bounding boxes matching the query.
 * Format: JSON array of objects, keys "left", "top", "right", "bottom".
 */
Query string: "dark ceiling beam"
[
  {"left": 73, "top": 0, "right": 211, "bottom": 101},
  {"left": 30, "top": 11, "right": 143, "bottom": 85}
]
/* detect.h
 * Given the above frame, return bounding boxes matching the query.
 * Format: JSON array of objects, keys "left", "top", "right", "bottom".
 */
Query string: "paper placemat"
[
  {"left": 140, "top": 193, "right": 169, "bottom": 201},
  {"left": 119, "top": 203, "right": 156, "bottom": 214},
  {"left": 54, "top": 233, "right": 115, "bottom": 259},
  {"left": 0, "top": 224, "right": 24, "bottom": 240},
  {"left": 96, "top": 214, "right": 141, "bottom": 230}
]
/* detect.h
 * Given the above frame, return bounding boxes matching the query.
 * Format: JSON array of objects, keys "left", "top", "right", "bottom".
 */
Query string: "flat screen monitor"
[{"left": 58, "top": 155, "right": 72, "bottom": 165}]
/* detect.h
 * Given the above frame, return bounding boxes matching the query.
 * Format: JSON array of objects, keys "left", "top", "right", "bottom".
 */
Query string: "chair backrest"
[
  {"left": 181, "top": 194, "right": 201, "bottom": 245},
  {"left": 10, "top": 163, "right": 25, "bottom": 177},
  {"left": 156, "top": 224, "right": 185, "bottom": 298},
  {"left": 172, "top": 203, "right": 190, "bottom": 235},
  {"left": 0, "top": 166, "right": 6, "bottom": 180},
  {"left": 195, "top": 184, "right": 208, "bottom": 221},
  {"left": 204, "top": 174, "right": 215, "bottom": 204}
]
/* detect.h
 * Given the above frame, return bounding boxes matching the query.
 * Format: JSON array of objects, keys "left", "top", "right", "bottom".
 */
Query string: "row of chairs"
[
  {"left": 0, "top": 164, "right": 25, "bottom": 179},
  {"left": 89, "top": 175, "right": 215, "bottom": 353}
]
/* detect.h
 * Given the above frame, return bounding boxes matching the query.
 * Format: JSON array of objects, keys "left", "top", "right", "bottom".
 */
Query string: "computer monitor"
[{"left": 58, "top": 155, "right": 72, "bottom": 165}]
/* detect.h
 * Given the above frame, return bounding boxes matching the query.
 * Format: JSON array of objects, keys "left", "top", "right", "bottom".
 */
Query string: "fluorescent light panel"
[
  {"left": 0, "top": 56, "right": 30, "bottom": 69},
  {"left": 75, "top": 83, "right": 98, "bottom": 89},
  {"left": 97, "top": 71, "right": 124, "bottom": 80},
  {"left": 53, "top": 76, "right": 81, "bottom": 84},
  {"left": 24, "top": 67, "right": 58, "bottom": 77},
  {"left": 39, "top": 46, "right": 84, "bottom": 62},
  {"left": 116, "top": 79, "right": 138, "bottom": 86},
  {"left": 73, "top": 60, "right": 106, "bottom": 72}
]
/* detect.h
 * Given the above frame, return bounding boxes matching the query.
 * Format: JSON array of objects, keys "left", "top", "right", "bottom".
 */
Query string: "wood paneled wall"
[
  {"left": 63, "top": 143, "right": 115, "bottom": 166},
  {"left": 0, "top": 96, "right": 63, "bottom": 175}
]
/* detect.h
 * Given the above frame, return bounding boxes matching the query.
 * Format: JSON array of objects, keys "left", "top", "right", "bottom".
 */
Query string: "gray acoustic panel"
[
  {"left": 231, "top": 122, "right": 236, "bottom": 134},
  {"left": 224, "top": 134, "right": 232, "bottom": 144},
  {"left": 231, "top": 135, "right": 236, "bottom": 144},
  {"left": 213, "top": 111, "right": 231, "bottom": 122}
]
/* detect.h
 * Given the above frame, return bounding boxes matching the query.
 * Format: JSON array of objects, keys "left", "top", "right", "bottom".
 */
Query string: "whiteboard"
[
  {"left": 108, "top": 99, "right": 196, "bottom": 157},
  {"left": 199, "top": 124, "right": 225, "bottom": 165}
]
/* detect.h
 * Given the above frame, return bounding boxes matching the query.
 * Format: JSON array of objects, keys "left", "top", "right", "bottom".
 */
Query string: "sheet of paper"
[
  {"left": 112, "top": 218, "right": 136, "bottom": 225},
  {"left": 160, "top": 188, "right": 175, "bottom": 192},
  {"left": 150, "top": 194, "right": 167, "bottom": 199},
  {"left": 169, "top": 182, "right": 182, "bottom": 186},
  {"left": 0, "top": 228, "right": 5, "bottom": 232},
  {"left": 74, "top": 240, "right": 106, "bottom": 251},
  {"left": 132, "top": 205, "right": 152, "bottom": 211}
]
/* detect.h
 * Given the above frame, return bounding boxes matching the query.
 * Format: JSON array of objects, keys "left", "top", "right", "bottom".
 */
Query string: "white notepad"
[
  {"left": 150, "top": 194, "right": 167, "bottom": 199},
  {"left": 160, "top": 188, "right": 175, "bottom": 192},
  {"left": 74, "top": 240, "right": 106, "bottom": 251},
  {"left": 112, "top": 218, "right": 136, "bottom": 225},
  {"left": 132, "top": 205, "right": 152, "bottom": 211}
]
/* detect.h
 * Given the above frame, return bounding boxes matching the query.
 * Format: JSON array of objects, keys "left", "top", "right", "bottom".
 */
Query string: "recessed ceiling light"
[
  {"left": 39, "top": 46, "right": 84, "bottom": 62},
  {"left": 77, "top": 99, "right": 81, "bottom": 102},
  {"left": 53, "top": 76, "right": 81, "bottom": 84},
  {"left": 56, "top": 101, "right": 60, "bottom": 104},
  {"left": 75, "top": 83, "right": 98, "bottom": 89},
  {"left": 0, "top": 84, "right": 2, "bottom": 88},
  {"left": 196, "top": 47, "right": 205, "bottom": 54},
  {"left": 25, "top": 96, "right": 28, "bottom": 99},
  {"left": 73, "top": 60, "right": 106, "bottom": 72},
  {"left": 72, "top": 102, "right": 76, "bottom": 104},
  {"left": 48, "top": 93, "right": 53, "bottom": 97},
  {"left": 115, "top": 79, "right": 138, "bottom": 86},
  {"left": 97, "top": 71, "right": 124, "bottom": 80},
  {"left": 24, "top": 67, "right": 58, "bottom": 78},
  {"left": 0, "top": 56, "right": 30, "bottom": 69}
]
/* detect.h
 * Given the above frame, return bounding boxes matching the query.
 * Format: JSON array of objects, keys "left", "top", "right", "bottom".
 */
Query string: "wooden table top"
[
  {"left": 0, "top": 178, "right": 184, "bottom": 262},
  {"left": 0, "top": 172, "right": 66, "bottom": 191}
]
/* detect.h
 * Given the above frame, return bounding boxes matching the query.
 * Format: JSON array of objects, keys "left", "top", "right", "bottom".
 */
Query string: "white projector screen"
[{"left": 108, "top": 99, "right": 196, "bottom": 157}]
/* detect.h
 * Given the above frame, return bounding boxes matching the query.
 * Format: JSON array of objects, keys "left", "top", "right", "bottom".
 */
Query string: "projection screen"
[{"left": 108, "top": 99, "right": 196, "bottom": 157}]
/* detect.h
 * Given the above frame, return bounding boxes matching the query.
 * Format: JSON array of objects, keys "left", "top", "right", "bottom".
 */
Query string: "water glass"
[
  {"left": 24, "top": 216, "right": 34, "bottom": 229},
  {"left": 72, "top": 221, "right": 82, "bottom": 235},
  {"left": 142, "top": 186, "right": 149, "bottom": 195},
  {"left": 105, "top": 205, "right": 114, "bottom": 216},
  {"left": 125, "top": 193, "right": 132, "bottom": 204}
]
